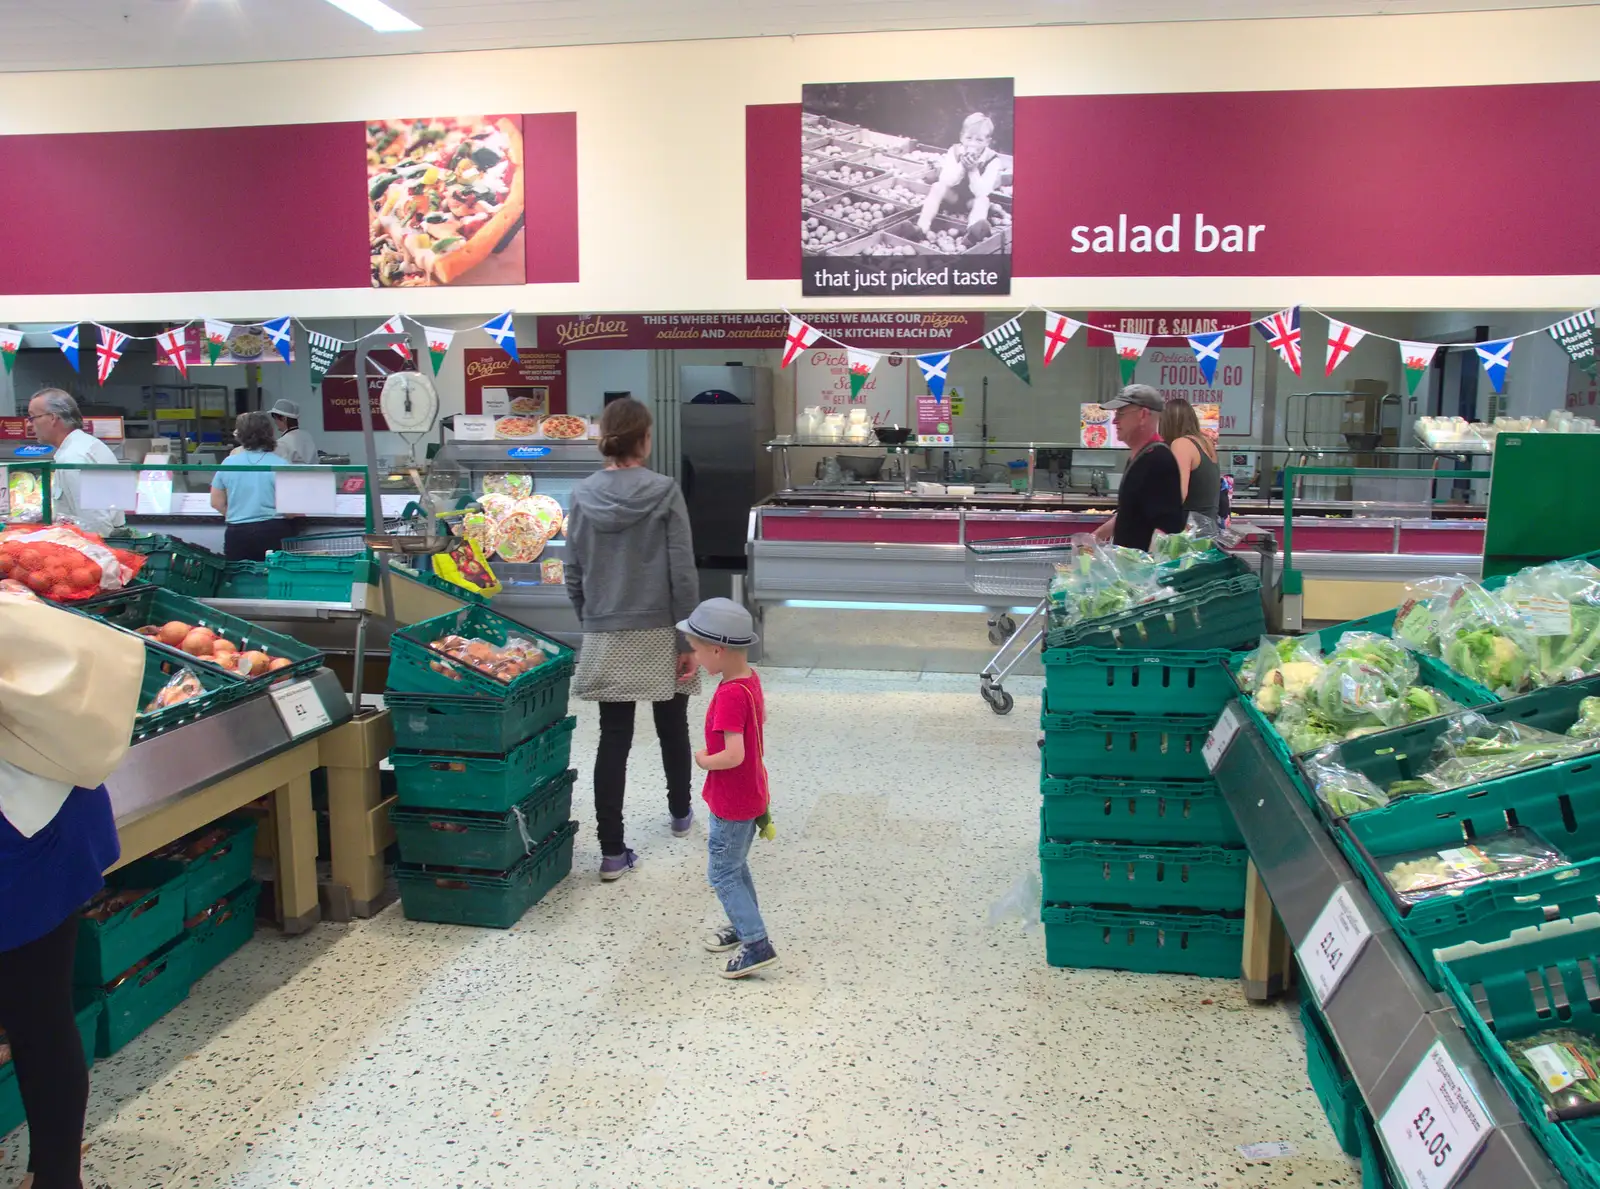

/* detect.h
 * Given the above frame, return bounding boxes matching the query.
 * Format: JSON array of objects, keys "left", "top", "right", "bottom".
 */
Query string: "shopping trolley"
[{"left": 965, "top": 533, "right": 1079, "bottom": 715}]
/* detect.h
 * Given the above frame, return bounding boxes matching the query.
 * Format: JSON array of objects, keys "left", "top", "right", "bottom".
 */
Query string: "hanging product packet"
[
  {"left": 1508, "top": 1029, "right": 1600, "bottom": 1121},
  {"left": 1379, "top": 826, "right": 1569, "bottom": 904},
  {"left": 1499, "top": 560, "right": 1600, "bottom": 687}
]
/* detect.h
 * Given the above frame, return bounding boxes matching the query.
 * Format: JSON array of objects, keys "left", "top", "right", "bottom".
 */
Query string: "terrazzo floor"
[{"left": 2, "top": 669, "right": 1359, "bottom": 1189}]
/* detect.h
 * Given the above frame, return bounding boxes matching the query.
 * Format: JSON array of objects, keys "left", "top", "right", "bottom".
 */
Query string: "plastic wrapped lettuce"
[
  {"left": 1305, "top": 633, "right": 1420, "bottom": 729},
  {"left": 1571, "top": 697, "right": 1600, "bottom": 741},
  {"left": 1499, "top": 560, "right": 1600, "bottom": 687},
  {"left": 1437, "top": 581, "right": 1538, "bottom": 695},
  {"left": 1301, "top": 745, "right": 1391, "bottom": 816},
  {"left": 1240, "top": 635, "right": 1324, "bottom": 708},
  {"left": 1508, "top": 1030, "right": 1600, "bottom": 1120},
  {"left": 1380, "top": 827, "right": 1569, "bottom": 904},
  {"left": 1392, "top": 575, "right": 1471, "bottom": 656},
  {"left": 1385, "top": 711, "right": 1600, "bottom": 796},
  {"left": 1046, "top": 537, "right": 1172, "bottom": 627}
]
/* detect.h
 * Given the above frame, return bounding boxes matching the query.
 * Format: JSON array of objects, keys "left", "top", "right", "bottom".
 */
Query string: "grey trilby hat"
[
  {"left": 1105, "top": 384, "right": 1165, "bottom": 412},
  {"left": 677, "top": 597, "right": 759, "bottom": 647}
]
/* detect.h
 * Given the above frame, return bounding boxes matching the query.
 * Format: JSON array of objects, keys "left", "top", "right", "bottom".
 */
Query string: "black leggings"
[
  {"left": 0, "top": 915, "right": 87, "bottom": 1189},
  {"left": 223, "top": 518, "right": 291, "bottom": 562},
  {"left": 595, "top": 695, "right": 693, "bottom": 856}
]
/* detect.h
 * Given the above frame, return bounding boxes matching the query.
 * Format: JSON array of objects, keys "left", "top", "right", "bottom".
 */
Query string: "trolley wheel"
[
  {"left": 997, "top": 614, "right": 1016, "bottom": 636},
  {"left": 981, "top": 683, "right": 1015, "bottom": 716},
  {"left": 988, "top": 625, "right": 1007, "bottom": 645}
]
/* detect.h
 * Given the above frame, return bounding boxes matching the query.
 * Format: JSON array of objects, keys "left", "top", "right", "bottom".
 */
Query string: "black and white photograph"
[{"left": 800, "top": 77, "right": 1014, "bottom": 297}]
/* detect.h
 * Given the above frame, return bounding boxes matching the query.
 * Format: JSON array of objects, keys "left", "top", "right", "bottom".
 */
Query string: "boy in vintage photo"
[{"left": 917, "top": 111, "right": 1006, "bottom": 248}]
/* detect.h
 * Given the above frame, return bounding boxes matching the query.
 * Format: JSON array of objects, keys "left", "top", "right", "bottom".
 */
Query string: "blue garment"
[
  {"left": 0, "top": 785, "right": 119, "bottom": 953},
  {"left": 707, "top": 813, "right": 766, "bottom": 944},
  {"left": 212, "top": 450, "right": 289, "bottom": 524}
]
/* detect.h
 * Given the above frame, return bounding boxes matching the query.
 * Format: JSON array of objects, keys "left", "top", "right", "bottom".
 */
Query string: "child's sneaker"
[
  {"left": 599, "top": 849, "right": 638, "bottom": 881},
  {"left": 704, "top": 924, "right": 740, "bottom": 953},
  {"left": 721, "top": 938, "right": 778, "bottom": 979},
  {"left": 671, "top": 812, "right": 694, "bottom": 837}
]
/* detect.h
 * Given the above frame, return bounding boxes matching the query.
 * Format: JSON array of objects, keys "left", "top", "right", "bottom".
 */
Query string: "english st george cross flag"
[
  {"left": 1187, "top": 332, "right": 1224, "bottom": 386},
  {"left": 377, "top": 314, "right": 411, "bottom": 361},
  {"left": 1257, "top": 307, "right": 1302, "bottom": 376},
  {"left": 1324, "top": 319, "right": 1366, "bottom": 378},
  {"left": 156, "top": 327, "right": 189, "bottom": 378},
  {"left": 96, "top": 327, "right": 129, "bottom": 384},
  {"left": 1041, "top": 311, "right": 1082, "bottom": 368},
  {"left": 1475, "top": 339, "right": 1514, "bottom": 394},
  {"left": 781, "top": 316, "right": 820, "bottom": 368},
  {"left": 917, "top": 352, "right": 951, "bottom": 400}
]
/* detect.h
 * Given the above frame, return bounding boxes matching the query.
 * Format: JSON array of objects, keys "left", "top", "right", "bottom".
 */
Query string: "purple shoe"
[
  {"left": 672, "top": 811, "right": 694, "bottom": 838},
  {"left": 600, "top": 849, "right": 638, "bottom": 881}
]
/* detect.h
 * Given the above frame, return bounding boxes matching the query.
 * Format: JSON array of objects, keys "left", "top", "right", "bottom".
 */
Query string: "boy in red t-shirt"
[{"left": 679, "top": 598, "right": 777, "bottom": 979}]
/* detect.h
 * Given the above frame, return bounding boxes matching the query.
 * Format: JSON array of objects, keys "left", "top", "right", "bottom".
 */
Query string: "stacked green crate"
[
  {"left": 386, "top": 606, "right": 579, "bottom": 928},
  {"left": 1040, "top": 645, "right": 1250, "bottom": 978}
]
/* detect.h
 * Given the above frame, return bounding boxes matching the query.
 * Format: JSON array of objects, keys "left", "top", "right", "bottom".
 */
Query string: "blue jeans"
[{"left": 707, "top": 814, "right": 767, "bottom": 944}]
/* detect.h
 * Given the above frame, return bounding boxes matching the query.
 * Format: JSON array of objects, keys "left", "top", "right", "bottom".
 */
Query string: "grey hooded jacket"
[{"left": 564, "top": 466, "right": 699, "bottom": 633}]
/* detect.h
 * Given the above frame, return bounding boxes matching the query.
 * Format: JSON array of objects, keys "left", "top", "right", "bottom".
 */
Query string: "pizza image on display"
[
  {"left": 518, "top": 494, "right": 565, "bottom": 541},
  {"left": 367, "top": 115, "right": 526, "bottom": 288},
  {"left": 494, "top": 416, "right": 542, "bottom": 440},
  {"left": 508, "top": 393, "right": 546, "bottom": 414},
  {"left": 539, "top": 414, "right": 588, "bottom": 440},
  {"left": 1083, "top": 425, "right": 1108, "bottom": 448},
  {"left": 492, "top": 511, "right": 546, "bottom": 563}
]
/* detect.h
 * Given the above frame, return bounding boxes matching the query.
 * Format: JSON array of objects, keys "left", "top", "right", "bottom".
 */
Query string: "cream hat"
[{"left": 0, "top": 595, "right": 143, "bottom": 792}]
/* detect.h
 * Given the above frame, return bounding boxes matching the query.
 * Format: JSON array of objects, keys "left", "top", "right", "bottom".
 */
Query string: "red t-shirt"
[{"left": 702, "top": 672, "right": 767, "bottom": 821}]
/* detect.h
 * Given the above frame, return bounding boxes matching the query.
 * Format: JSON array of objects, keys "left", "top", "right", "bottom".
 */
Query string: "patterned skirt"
[{"left": 573, "top": 626, "right": 701, "bottom": 703}]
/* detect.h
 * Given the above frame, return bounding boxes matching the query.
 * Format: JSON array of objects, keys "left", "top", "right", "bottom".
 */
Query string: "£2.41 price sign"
[
  {"left": 1378, "top": 1040, "right": 1494, "bottom": 1189},
  {"left": 1296, "top": 886, "right": 1373, "bottom": 1006}
]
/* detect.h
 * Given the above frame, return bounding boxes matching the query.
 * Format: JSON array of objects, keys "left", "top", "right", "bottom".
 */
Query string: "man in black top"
[{"left": 1093, "top": 384, "right": 1185, "bottom": 551}]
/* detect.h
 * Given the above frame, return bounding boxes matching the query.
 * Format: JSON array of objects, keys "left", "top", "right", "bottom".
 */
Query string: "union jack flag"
[
  {"left": 96, "top": 326, "right": 128, "bottom": 384},
  {"left": 1256, "top": 306, "right": 1302, "bottom": 376}
]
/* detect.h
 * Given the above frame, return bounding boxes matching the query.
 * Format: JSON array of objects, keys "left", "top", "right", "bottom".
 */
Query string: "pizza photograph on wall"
[
  {"left": 539, "top": 414, "right": 588, "bottom": 440},
  {"left": 366, "top": 115, "right": 527, "bottom": 288}
]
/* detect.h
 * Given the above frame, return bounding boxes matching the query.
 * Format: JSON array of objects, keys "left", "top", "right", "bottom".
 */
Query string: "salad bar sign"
[
  {"left": 1378, "top": 1040, "right": 1494, "bottom": 1189},
  {"left": 1296, "top": 886, "right": 1372, "bottom": 1006}
]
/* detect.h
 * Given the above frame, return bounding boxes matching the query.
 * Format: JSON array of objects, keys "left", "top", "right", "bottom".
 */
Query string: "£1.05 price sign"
[{"left": 1378, "top": 1040, "right": 1493, "bottom": 1189}]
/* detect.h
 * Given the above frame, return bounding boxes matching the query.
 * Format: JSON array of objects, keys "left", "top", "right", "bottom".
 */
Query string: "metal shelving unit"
[{"left": 1213, "top": 708, "right": 1565, "bottom": 1188}]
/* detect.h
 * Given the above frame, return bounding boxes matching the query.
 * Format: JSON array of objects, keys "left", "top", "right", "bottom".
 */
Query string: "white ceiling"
[{"left": 0, "top": 0, "right": 1585, "bottom": 71}]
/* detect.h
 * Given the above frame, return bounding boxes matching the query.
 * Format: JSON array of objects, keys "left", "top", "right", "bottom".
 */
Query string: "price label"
[
  {"left": 1296, "top": 886, "right": 1372, "bottom": 1005},
  {"left": 1378, "top": 1041, "right": 1493, "bottom": 1189},
  {"left": 270, "top": 680, "right": 332, "bottom": 739},
  {"left": 1202, "top": 705, "right": 1242, "bottom": 771}
]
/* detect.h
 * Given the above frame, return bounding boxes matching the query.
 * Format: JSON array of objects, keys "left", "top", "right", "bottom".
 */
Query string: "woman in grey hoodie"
[{"left": 565, "top": 398, "right": 700, "bottom": 880}]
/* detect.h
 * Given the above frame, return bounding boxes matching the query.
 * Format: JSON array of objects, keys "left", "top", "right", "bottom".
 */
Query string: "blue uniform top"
[
  {"left": 211, "top": 450, "right": 290, "bottom": 524},
  {"left": 0, "top": 785, "right": 119, "bottom": 952}
]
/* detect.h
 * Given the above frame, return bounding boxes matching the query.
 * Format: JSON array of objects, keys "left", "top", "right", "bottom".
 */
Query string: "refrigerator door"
[{"left": 679, "top": 368, "right": 773, "bottom": 562}]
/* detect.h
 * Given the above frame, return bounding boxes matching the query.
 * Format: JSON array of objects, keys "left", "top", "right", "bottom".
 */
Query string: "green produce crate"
[
  {"left": 122, "top": 815, "right": 259, "bottom": 918},
  {"left": 217, "top": 560, "right": 270, "bottom": 599},
  {"left": 1042, "top": 647, "right": 1237, "bottom": 717},
  {"left": 1156, "top": 548, "right": 1251, "bottom": 594},
  {"left": 78, "top": 585, "right": 324, "bottom": 683},
  {"left": 397, "top": 820, "right": 577, "bottom": 929},
  {"left": 388, "top": 604, "right": 574, "bottom": 700},
  {"left": 391, "top": 770, "right": 576, "bottom": 869},
  {"left": 391, "top": 716, "right": 576, "bottom": 811},
  {"left": 1437, "top": 914, "right": 1600, "bottom": 1189},
  {"left": 1313, "top": 609, "right": 1398, "bottom": 647},
  {"left": 1302, "top": 995, "right": 1363, "bottom": 1157},
  {"left": 74, "top": 998, "right": 102, "bottom": 1066},
  {"left": 188, "top": 881, "right": 261, "bottom": 981},
  {"left": 1039, "top": 830, "right": 1249, "bottom": 912},
  {"left": 94, "top": 934, "right": 194, "bottom": 1057},
  {"left": 1042, "top": 904, "right": 1243, "bottom": 978},
  {"left": 386, "top": 686, "right": 569, "bottom": 756},
  {"left": 74, "top": 871, "right": 186, "bottom": 987},
  {"left": 266, "top": 551, "right": 376, "bottom": 601},
  {"left": 133, "top": 644, "right": 251, "bottom": 743},
  {"left": 1041, "top": 696, "right": 1215, "bottom": 781},
  {"left": 124, "top": 537, "right": 227, "bottom": 598},
  {"left": 1045, "top": 574, "right": 1265, "bottom": 652},
  {"left": 1040, "top": 768, "right": 1242, "bottom": 846},
  {"left": 1359, "top": 1112, "right": 1396, "bottom": 1189}
]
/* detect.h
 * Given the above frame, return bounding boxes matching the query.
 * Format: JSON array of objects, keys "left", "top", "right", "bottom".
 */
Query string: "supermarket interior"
[{"left": 1, "top": 3, "right": 1599, "bottom": 1188}]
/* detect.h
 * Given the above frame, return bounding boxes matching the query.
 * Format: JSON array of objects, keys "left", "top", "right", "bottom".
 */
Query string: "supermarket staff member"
[
  {"left": 0, "top": 592, "right": 142, "bottom": 1189},
  {"left": 1093, "top": 385, "right": 1185, "bottom": 551},
  {"left": 210, "top": 411, "right": 292, "bottom": 561},
  {"left": 268, "top": 399, "right": 318, "bottom": 464},
  {"left": 25, "top": 388, "right": 124, "bottom": 537}
]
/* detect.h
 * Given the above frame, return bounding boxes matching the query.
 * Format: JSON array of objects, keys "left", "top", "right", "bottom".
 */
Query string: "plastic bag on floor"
[{"left": 987, "top": 869, "right": 1041, "bottom": 933}]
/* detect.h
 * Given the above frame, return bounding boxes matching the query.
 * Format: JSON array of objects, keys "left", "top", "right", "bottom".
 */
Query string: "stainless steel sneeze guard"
[{"left": 1214, "top": 705, "right": 1565, "bottom": 1188}]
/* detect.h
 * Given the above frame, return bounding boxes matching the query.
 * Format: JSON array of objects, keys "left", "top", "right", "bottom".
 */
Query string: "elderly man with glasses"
[{"left": 25, "top": 389, "right": 123, "bottom": 537}]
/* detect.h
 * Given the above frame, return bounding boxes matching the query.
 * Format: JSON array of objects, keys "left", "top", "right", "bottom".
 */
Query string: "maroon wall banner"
[
  {"left": 320, "top": 347, "right": 413, "bottom": 431},
  {"left": 800, "top": 79, "right": 1013, "bottom": 297},
  {"left": 750, "top": 82, "right": 1600, "bottom": 279},
  {"left": 463, "top": 348, "right": 567, "bottom": 415},
  {"left": 538, "top": 312, "right": 989, "bottom": 350},
  {"left": 0, "top": 114, "right": 578, "bottom": 296},
  {"left": 1085, "top": 312, "right": 1252, "bottom": 348}
]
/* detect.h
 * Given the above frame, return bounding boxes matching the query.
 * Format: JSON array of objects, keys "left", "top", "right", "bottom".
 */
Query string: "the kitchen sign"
[{"left": 1378, "top": 1041, "right": 1493, "bottom": 1189}]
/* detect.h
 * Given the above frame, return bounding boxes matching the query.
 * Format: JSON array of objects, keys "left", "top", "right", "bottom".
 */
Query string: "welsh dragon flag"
[
  {"left": 1112, "top": 332, "right": 1150, "bottom": 386},
  {"left": 422, "top": 325, "right": 455, "bottom": 376},
  {"left": 1398, "top": 340, "right": 1440, "bottom": 396},
  {"left": 846, "top": 348, "right": 879, "bottom": 400},
  {"left": 0, "top": 327, "right": 22, "bottom": 374},
  {"left": 204, "top": 319, "right": 233, "bottom": 365}
]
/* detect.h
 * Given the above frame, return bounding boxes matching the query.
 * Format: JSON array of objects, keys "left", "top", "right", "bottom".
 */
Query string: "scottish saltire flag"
[
  {"left": 917, "top": 352, "right": 952, "bottom": 400},
  {"left": 1475, "top": 339, "right": 1514, "bottom": 394},
  {"left": 51, "top": 324, "right": 80, "bottom": 372},
  {"left": 1187, "top": 332, "right": 1224, "bottom": 386},
  {"left": 483, "top": 312, "right": 518, "bottom": 360},
  {"left": 262, "top": 317, "right": 293, "bottom": 363}
]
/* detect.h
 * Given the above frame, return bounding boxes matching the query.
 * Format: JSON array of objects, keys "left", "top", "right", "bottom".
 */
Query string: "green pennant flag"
[
  {"left": 308, "top": 331, "right": 342, "bottom": 388},
  {"left": 0, "top": 328, "right": 21, "bottom": 373},
  {"left": 1549, "top": 309, "right": 1597, "bottom": 379},
  {"left": 1113, "top": 332, "right": 1150, "bottom": 387},
  {"left": 846, "top": 347, "right": 878, "bottom": 400},
  {"left": 1398, "top": 340, "right": 1439, "bottom": 397},
  {"left": 204, "top": 318, "right": 232, "bottom": 366},
  {"left": 423, "top": 326, "right": 455, "bottom": 376},
  {"left": 981, "top": 318, "right": 1031, "bottom": 386}
]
